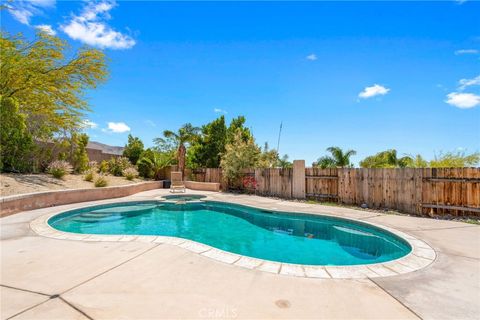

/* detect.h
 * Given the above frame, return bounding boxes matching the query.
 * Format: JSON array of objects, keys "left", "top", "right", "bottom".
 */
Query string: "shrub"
[
  {"left": 122, "top": 167, "right": 139, "bottom": 180},
  {"left": 99, "top": 160, "right": 109, "bottom": 174},
  {"left": 83, "top": 169, "right": 96, "bottom": 182},
  {"left": 123, "top": 134, "right": 144, "bottom": 164},
  {"left": 94, "top": 175, "right": 108, "bottom": 187},
  {"left": 108, "top": 157, "right": 131, "bottom": 176},
  {"left": 87, "top": 161, "right": 98, "bottom": 172},
  {"left": 71, "top": 133, "right": 90, "bottom": 173},
  {"left": 47, "top": 160, "right": 72, "bottom": 179}
]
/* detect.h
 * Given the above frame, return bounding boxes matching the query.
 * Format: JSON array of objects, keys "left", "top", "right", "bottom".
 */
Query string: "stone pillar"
[{"left": 292, "top": 160, "right": 306, "bottom": 199}]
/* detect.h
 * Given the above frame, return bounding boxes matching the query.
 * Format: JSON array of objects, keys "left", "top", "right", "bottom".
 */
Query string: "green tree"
[
  {"left": 429, "top": 151, "right": 480, "bottom": 168},
  {"left": 257, "top": 142, "right": 280, "bottom": 168},
  {"left": 155, "top": 123, "right": 199, "bottom": 175},
  {"left": 0, "top": 31, "right": 107, "bottom": 140},
  {"left": 123, "top": 134, "right": 144, "bottom": 165},
  {"left": 71, "top": 133, "right": 89, "bottom": 173},
  {"left": 226, "top": 116, "right": 252, "bottom": 144},
  {"left": 277, "top": 154, "right": 293, "bottom": 168},
  {"left": 0, "top": 96, "right": 34, "bottom": 172},
  {"left": 220, "top": 131, "right": 260, "bottom": 183},
  {"left": 188, "top": 116, "right": 227, "bottom": 168},
  {"left": 315, "top": 146, "right": 356, "bottom": 168},
  {"left": 359, "top": 149, "right": 413, "bottom": 168},
  {"left": 137, "top": 151, "right": 174, "bottom": 180}
]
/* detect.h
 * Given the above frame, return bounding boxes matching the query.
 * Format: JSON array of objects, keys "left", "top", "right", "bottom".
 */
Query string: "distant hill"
[{"left": 87, "top": 141, "right": 124, "bottom": 156}]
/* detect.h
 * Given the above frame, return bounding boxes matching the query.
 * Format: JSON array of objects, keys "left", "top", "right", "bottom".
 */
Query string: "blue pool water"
[{"left": 48, "top": 201, "right": 411, "bottom": 265}]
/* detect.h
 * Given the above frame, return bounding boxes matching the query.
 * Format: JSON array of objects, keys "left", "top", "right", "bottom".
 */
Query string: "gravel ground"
[{"left": 0, "top": 173, "right": 145, "bottom": 197}]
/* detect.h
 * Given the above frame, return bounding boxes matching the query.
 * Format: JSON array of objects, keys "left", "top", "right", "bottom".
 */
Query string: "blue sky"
[{"left": 3, "top": 0, "right": 480, "bottom": 165}]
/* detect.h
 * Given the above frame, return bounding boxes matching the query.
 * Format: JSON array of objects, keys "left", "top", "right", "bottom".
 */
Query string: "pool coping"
[{"left": 29, "top": 196, "right": 437, "bottom": 279}]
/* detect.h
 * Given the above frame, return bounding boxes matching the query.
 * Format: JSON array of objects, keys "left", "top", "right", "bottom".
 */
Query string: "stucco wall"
[{"left": 0, "top": 181, "right": 163, "bottom": 217}]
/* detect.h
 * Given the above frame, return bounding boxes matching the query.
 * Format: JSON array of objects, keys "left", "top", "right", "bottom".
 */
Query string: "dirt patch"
[{"left": 0, "top": 173, "right": 145, "bottom": 197}]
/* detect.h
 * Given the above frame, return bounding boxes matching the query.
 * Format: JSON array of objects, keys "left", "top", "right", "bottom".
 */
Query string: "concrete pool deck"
[{"left": 1, "top": 189, "right": 479, "bottom": 319}]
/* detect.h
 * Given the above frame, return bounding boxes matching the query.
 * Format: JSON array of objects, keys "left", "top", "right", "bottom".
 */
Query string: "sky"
[{"left": 2, "top": 0, "right": 480, "bottom": 165}]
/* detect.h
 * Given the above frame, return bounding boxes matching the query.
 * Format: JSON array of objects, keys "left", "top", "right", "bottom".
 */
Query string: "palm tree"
[
  {"left": 359, "top": 149, "right": 414, "bottom": 168},
  {"left": 138, "top": 151, "right": 174, "bottom": 180},
  {"left": 157, "top": 123, "right": 199, "bottom": 176},
  {"left": 315, "top": 146, "right": 356, "bottom": 168}
]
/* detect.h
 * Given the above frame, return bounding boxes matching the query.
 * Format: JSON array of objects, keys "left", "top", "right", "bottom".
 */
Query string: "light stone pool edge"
[{"left": 29, "top": 199, "right": 437, "bottom": 280}]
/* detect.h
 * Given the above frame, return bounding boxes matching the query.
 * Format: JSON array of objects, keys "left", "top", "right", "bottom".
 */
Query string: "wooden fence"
[{"left": 184, "top": 167, "right": 480, "bottom": 217}]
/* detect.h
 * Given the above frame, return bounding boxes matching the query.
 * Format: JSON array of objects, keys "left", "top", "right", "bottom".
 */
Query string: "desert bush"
[
  {"left": 47, "top": 160, "right": 72, "bottom": 179},
  {"left": 94, "top": 175, "right": 108, "bottom": 187},
  {"left": 83, "top": 169, "right": 96, "bottom": 182},
  {"left": 122, "top": 167, "right": 139, "bottom": 180},
  {"left": 87, "top": 161, "right": 98, "bottom": 172},
  {"left": 99, "top": 160, "right": 109, "bottom": 174},
  {"left": 108, "top": 157, "right": 131, "bottom": 176}
]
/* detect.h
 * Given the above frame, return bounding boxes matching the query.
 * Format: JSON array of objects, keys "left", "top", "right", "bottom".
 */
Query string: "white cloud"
[
  {"left": 454, "top": 49, "right": 479, "bottom": 55},
  {"left": 81, "top": 119, "right": 98, "bottom": 129},
  {"left": 61, "top": 0, "right": 135, "bottom": 50},
  {"left": 306, "top": 54, "right": 317, "bottom": 61},
  {"left": 35, "top": 24, "right": 56, "bottom": 35},
  {"left": 104, "top": 122, "right": 131, "bottom": 133},
  {"left": 445, "top": 92, "right": 480, "bottom": 109},
  {"left": 7, "top": 0, "right": 55, "bottom": 25},
  {"left": 358, "top": 84, "right": 390, "bottom": 99},
  {"left": 213, "top": 108, "right": 227, "bottom": 114},
  {"left": 458, "top": 75, "right": 480, "bottom": 90}
]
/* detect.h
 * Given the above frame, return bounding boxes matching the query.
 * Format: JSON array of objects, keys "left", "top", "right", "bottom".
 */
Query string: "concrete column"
[{"left": 292, "top": 160, "right": 306, "bottom": 199}]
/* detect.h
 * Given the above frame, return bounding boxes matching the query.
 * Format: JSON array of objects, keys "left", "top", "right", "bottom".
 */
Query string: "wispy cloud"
[
  {"left": 35, "top": 24, "right": 56, "bottom": 35},
  {"left": 306, "top": 54, "right": 317, "bottom": 61},
  {"left": 61, "top": 0, "right": 135, "bottom": 50},
  {"left": 358, "top": 84, "right": 390, "bottom": 99},
  {"left": 445, "top": 92, "right": 480, "bottom": 109},
  {"left": 214, "top": 108, "right": 227, "bottom": 114},
  {"left": 458, "top": 75, "right": 480, "bottom": 90},
  {"left": 81, "top": 119, "right": 98, "bottom": 129},
  {"left": 144, "top": 120, "right": 156, "bottom": 127},
  {"left": 6, "top": 0, "right": 56, "bottom": 25},
  {"left": 102, "top": 122, "right": 131, "bottom": 133},
  {"left": 454, "top": 49, "right": 479, "bottom": 55}
]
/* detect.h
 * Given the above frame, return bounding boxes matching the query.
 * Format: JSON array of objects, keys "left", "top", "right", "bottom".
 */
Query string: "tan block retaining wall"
[
  {"left": 0, "top": 181, "right": 163, "bottom": 217},
  {"left": 184, "top": 181, "right": 220, "bottom": 192}
]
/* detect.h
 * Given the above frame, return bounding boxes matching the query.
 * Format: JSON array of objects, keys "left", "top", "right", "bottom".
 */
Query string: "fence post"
[{"left": 292, "top": 160, "right": 306, "bottom": 199}]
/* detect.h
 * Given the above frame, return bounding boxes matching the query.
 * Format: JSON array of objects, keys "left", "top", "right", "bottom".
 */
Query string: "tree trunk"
[{"left": 178, "top": 144, "right": 186, "bottom": 178}]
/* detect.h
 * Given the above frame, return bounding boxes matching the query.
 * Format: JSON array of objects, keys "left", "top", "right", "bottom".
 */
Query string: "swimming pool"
[{"left": 48, "top": 201, "right": 411, "bottom": 266}]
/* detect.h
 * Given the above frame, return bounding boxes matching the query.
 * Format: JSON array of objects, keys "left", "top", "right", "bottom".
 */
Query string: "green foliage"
[
  {"left": 315, "top": 146, "right": 356, "bottom": 168},
  {"left": 123, "top": 134, "right": 144, "bottom": 165},
  {"left": 122, "top": 167, "right": 139, "bottom": 180},
  {"left": 277, "top": 154, "right": 293, "bottom": 168},
  {"left": 107, "top": 157, "right": 131, "bottom": 176},
  {"left": 429, "top": 151, "right": 480, "bottom": 168},
  {"left": 360, "top": 149, "right": 417, "bottom": 168},
  {"left": 137, "top": 151, "right": 174, "bottom": 180},
  {"left": 99, "top": 160, "right": 109, "bottom": 174},
  {"left": 47, "top": 160, "right": 72, "bottom": 179},
  {"left": 94, "top": 175, "right": 108, "bottom": 187},
  {"left": 83, "top": 169, "right": 96, "bottom": 182},
  {"left": 187, "top": 116, "right": 227, "bottom": 168},
  {"left": 136, "top": 149, "right": 154, "bottom": 178},
  {"left": 0, "top": 31, "right": 108, "bottom": 140},
  {"left": 154, "top": 123, "right": 199, "bottom": 174},
  {"left": 226, "top": 116, "right": 253, "bottom": 144},
  {"left": 220, "top": 131, "right": 260, "bottom": 182},
  {"left": 257, "top": 142, "right": 280, "bottom": 168},
  {"left": 0, "top": 95, "right": 34, "bottom": 172},
  {"left": 71, "top": 133, "right": 90, "bottom": 173}
]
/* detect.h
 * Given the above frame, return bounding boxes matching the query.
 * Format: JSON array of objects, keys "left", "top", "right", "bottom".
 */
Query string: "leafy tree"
[
  {"left": 315, "top": 146, "right": 356, "bottom": 168},
  {"left": 123, "top": 134, "right": 144, "bottom": 164},
  {"left": 220, "top": 131, "right": 260, "bottom": 183},
  {"left": 0, "top": 96, "right": 34, "bottom": 172},
  {"left": 429, "top": 151, "right": 480, "bottom": 168},
  {"left": 154, "top": 123, "right": 199, "bottom": 175},
  {"left": 277, "top": 154, "right": 293, "bottom": 168},
  {"left": 0, "top": 31, "right": 107, "bottom": 140},
  {"left": 188, "top": 116, "right": 227, "bottom": 168},
  {"left": 226, "top": 116, "right": 252, "bottom": 144},
  {"left": 137, "top": 151, "right": 174, "bottom": 180},
  {"left": 71, "top": 133, "right": 89, "bottom": 173},
  {"left": 359, "top": 149, "right": 413, "bottom": 168},
  {"left": 257, "top": 142, "right": 280, "bottom": 168}
]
